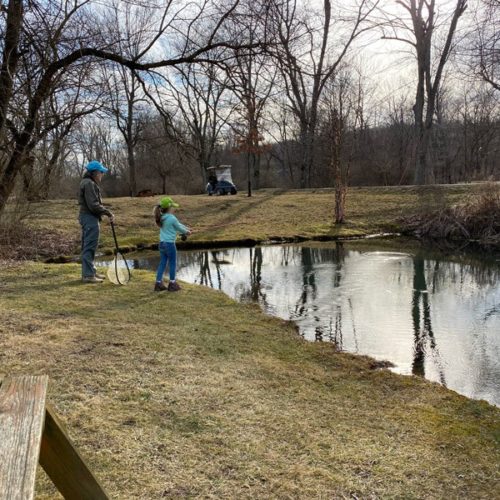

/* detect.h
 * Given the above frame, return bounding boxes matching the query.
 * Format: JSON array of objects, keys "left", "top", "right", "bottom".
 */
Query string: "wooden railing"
[{"left": 0, "top": 376, "right": 109, "bottom": 499}]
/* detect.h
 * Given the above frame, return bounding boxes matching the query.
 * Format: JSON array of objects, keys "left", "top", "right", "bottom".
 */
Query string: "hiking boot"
[
  {"left": 168, "top": 281, "right": 181, "bottom": 292},
  {"left": 154, "top": 281, "right": 168, "bottom": 292},
  {"left": 82, "top": 276, "right": 104, "bottom": 283},
  {"left": 95, "top": 272, "right": 106, "bottom": 280}
]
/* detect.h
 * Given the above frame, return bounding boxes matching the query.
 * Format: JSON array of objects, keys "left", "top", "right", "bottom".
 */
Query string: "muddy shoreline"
[
  {"left": 44, "top": 229, "right": 500, "bottom": 264},
  {"left": 44, "top": 232, "right": 402, "bottom": 263}
]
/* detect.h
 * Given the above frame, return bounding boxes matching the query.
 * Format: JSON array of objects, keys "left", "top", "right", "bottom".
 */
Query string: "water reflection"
[
  {"left": 411, "top": 257, "right": 446, "bottom": 385},
  {"left": 101, "top": 243, "right": 500, "bottom": 405}
]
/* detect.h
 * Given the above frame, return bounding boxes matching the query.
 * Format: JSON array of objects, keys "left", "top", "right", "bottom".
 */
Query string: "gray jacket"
[{"left": 78, "top": 173, "right": 112, "bottom": 219}]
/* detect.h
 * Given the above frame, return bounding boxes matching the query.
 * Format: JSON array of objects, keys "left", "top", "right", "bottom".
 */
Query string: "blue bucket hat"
[{"left": 86, "top": 160, "right": 108, "bottom": 173}]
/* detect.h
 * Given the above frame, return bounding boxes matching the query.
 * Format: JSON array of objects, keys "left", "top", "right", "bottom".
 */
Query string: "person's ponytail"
[{"left": 153, "top": 205, "right": 162, "bottom": 227}]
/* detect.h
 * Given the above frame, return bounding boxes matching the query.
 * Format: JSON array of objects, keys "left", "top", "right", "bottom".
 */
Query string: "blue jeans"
[
  {"left": 156, "top": 242, "right": 177, "bottom": 282},
  {"left": 79, "top": 213, "right": 100, "bottom": 278}
]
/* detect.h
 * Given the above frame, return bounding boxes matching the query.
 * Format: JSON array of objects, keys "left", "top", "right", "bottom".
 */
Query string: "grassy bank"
[
  {"left": 0, "top": 263, "right": 498, "bottom": 498},
  {"left": 26, "top": 184, "right": 486, "bottom": 259}
]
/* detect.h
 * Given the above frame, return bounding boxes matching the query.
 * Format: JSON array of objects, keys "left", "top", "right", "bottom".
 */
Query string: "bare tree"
[
  {"left": 0, "top": 0, "right": 266, "bottom": 216},
  {"left": 168, "top": 62, "right": 236, "bottom": 187},
  {"left": 386, "top": 95, "right": 415, "bottom": 184},
  {"left": 106, "top": 68, "right": 145, "bottom": 196},
  {"left": 136, "top": 116, "right": 190, "bottom": 194},
  {"left": 454, "top": 83, "right": 500, "bottom": 180},
  {"left": 224, "top": 0, "right": 276, "bottom": 195},
  {"left": 24, "top": 63, "right": 103, "bottom": 200},
  {"left": 322, "top": 73, "right": 364, "bottom": 223},
  {"left": 382, "top": 0, "right": 468, "bottom": 184},
  {"left": 228, "top": 44, "right": 275, "bottom": 195},
  {"left": 266, "top": 98, "right": 300, "bottom": 186},
  {"left": 102, "top": 1, "right": 157, "bottom": 196},
  {"left": 468, "top": 0, "right": 500, "bottom": 91},
  {"left": 270, "top": 0, "right": 378, "bottom": 188},
  {"left": 70, "top": 117, "right": 126, "bottom": 177}
]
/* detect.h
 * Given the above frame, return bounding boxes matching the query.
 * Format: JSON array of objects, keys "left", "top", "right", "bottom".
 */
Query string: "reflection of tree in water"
[
  {"left": 197, "top": 252, "right": 214, "bottom": 288},
  {"left": 281, "top": 246, "right": 293, "bottom": 266},
  {"left": 238, "top": 248, "right": 269, "bottom": 309},
  {"left": 196, "top": 251, "right": 225, "bottom": 289},
  {"left": 347, "top": 297, "right": 359, "bottom": 352},
  {"left": 412, "top": 256, "right": 446, "bottom": 384},
  {"left": 294, "top": 244, "right": 347, "bottom": 344},
  {"left": 318, "top": 305, "right": 343, "bottom": 346},
  {"left": 250, "top": 248, "right": 265, "bottom": 302},
  {"left": 427, "top": 255, "right": 500, "bottom": 294},
  {"left": 333, "top": 242, "right": 345, "bottom": 288},
  {"left": 322, "top": 243, "right": 347, "bottom": 346},
  {"left": 294, "top": 247, "right": 318, "bottom": 321},
  {"left": 211, "top": 251, "right": 225, "bottom": 288},
  {"left": 484, "top": 304, "right": 500, "bottom": 322},
  {"left": 177, "top": 251, "right": 204, "bottom": 275}
]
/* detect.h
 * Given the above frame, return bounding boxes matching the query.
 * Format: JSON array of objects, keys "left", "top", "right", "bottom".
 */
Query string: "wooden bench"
[{"left": 0, "top": 376, "right": 109, "bottom": 499}]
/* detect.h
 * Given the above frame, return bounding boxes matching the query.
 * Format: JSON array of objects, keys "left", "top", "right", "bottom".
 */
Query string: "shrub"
[
  {"left": 0, "top": 198, "right": 77, "bottom": 260},
  {"left": 402, "top": 183, "right": 500, "bottom": 247}
]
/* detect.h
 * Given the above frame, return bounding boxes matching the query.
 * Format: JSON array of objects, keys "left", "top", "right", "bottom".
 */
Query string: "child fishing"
[{"left": 153, "top": 197, "right": 191, "bottom": 292}]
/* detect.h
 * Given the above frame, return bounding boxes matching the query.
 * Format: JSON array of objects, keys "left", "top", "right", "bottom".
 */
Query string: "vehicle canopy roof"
[{"left": 207, "top": 165, "right": 233, "bottom": 183}]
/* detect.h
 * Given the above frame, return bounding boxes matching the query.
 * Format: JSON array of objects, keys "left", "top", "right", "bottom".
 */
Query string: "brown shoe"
[
  {"left": 95, "top": 273, "right": 106, "bottom": 280},
  {"left": 168, "top": 281, "right": 181, "bottom": 292},
  {"left": 154, "top": 281, "right": 168, "bottom": 292}
]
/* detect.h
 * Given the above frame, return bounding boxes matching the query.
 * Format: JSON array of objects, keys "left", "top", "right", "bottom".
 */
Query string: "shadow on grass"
[{"left": 195, "top": 191, "right": 279, "bottom": 239}]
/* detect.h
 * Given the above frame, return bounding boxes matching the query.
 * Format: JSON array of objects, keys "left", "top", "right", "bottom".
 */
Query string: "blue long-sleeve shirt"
[{"left": 160, "top": 213, "right": 188, "bottom": 242}]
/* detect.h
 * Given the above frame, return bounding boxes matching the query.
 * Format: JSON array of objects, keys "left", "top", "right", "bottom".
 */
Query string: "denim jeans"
[
  {"left": 156, "top": 242, "right": 177, "bottom": 282},
  {"left": 79, "top": 213, "right": 100, "bottom": 278}
]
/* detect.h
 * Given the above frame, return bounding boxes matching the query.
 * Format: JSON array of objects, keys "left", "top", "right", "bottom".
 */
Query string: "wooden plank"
[
  {"left": 39, "top": 404, "right": 109, "bottom": 500},
  {"left": 0, "top": 375, "right": 48, "bottom": 500}
]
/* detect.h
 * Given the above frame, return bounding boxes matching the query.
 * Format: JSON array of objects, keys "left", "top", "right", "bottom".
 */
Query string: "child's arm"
[{"left": 172, "top": 216, "right": 190, "bottom": 235}]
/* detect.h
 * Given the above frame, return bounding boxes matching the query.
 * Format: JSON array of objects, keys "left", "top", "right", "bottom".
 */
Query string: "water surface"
[{"left": 102, "top": 242, "right": 500, "bottom": 406}]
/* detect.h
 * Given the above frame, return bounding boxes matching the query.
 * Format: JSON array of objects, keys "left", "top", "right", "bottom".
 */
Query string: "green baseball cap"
[{"left": 160, "top": 196, "right": 179, "bottom": 209}]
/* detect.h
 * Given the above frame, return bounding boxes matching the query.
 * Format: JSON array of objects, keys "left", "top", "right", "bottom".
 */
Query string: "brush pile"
[
  {"left": 0, "top": 223, "right": 78, "bottom": 261},
  {"left": 402, "top": 183, "right": 500, "bottom": 248}
]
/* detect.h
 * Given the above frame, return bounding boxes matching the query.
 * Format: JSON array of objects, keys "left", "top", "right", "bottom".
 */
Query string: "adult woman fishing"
[{"left": 78, "top": 161, "right": 115, "bottom": 283}]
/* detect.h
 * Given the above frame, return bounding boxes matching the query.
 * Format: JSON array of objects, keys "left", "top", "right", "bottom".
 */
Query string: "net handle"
[
  {"left": 110, "top": 220, "right": 131, "bottom": 285},
  {"left": 110, "top": 219, "right": 120, "bottom": 251}
]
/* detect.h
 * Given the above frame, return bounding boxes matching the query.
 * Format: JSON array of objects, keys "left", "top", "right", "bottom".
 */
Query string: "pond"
[{"left": 100, "top": 241, "right": 500, "bottom": 406}]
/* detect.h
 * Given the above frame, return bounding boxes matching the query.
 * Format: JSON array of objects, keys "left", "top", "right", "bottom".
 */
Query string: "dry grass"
[
  {"left": 0, "top": 263, "right": 498, "bottom": 499},
  {"left": 25, "top": 184, "right": 482, "bottom": 259},
  {"left": 0, "top": 223, "right": 78, "bottom": 260},
  {"left": 0, "top": 194, "right": 76, "bottom": 260}
]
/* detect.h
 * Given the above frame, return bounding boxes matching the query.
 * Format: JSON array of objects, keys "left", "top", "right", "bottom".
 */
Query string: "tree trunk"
[
  {"left": 253, "top": 152, "right": 260, "bottom": 190},
  {"left": 247, "top": 152, "right": 252, "bottom": 197},
  {"left": 0, "top": 0, "right": 23, "bottom": 136},
  {"left": 331, "top": 110, "right": 346, "bottom": 224},
  {"left": 414, "top": 124, "right": 428, "bottom": 185},
  {"left": 127, "top": 141, "right": 137, "bottom": 196},
  {"left": 0, "top": 0, "right": 24, "bottom": 216},
  {"left": 0, "top": 159, "right": 21, "bottom": 215},
  {"left": 411, "top": 257, "right": 427, "bottom": 377},
  {"left": 39, "top": 174, "right": 52, "bottom": 201},
  {"left": 299, "top": 126, "right": 314, "bottom": 189},
  {"left": 200, "top": 154, "right": 209, "bottom": 189},
  {"left": 412, "top": 52, "right": 427, "bottom": 185},
  {"left": 0, "top": 129, "right": 34, "bottom": 216},
  {"left": 39, "top": 140, "right": 63, "bottom": 200}
]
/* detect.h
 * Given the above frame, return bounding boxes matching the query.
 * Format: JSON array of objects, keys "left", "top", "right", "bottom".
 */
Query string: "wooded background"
[{"left": 0, "top": 0, "right": 498, "bottom": 210}]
